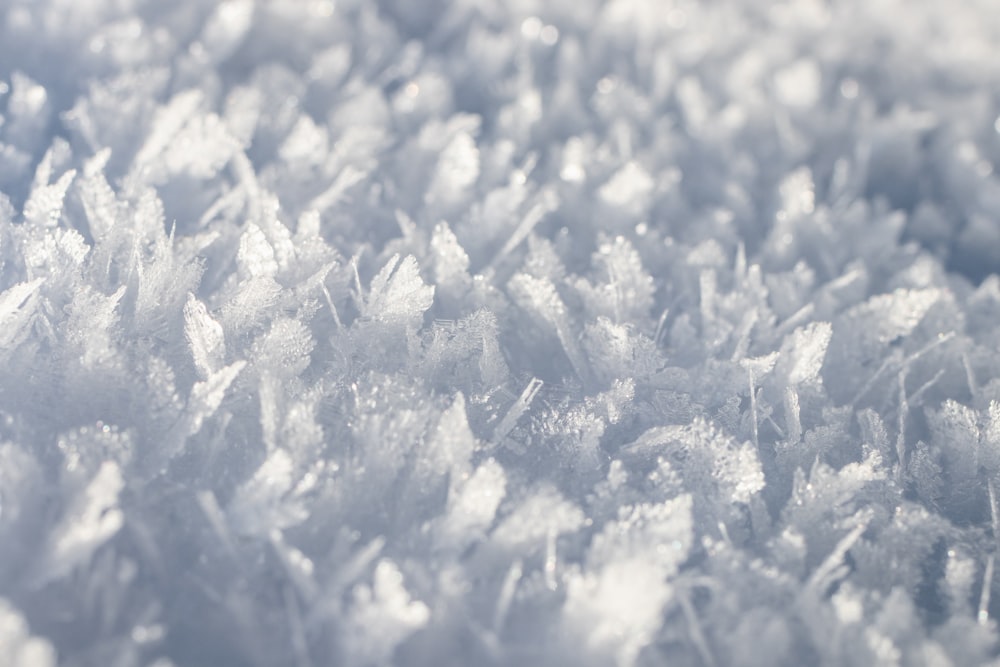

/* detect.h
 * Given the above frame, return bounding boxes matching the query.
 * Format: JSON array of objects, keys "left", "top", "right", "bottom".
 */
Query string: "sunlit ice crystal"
[{"left": 0, "top": 0, "right": 999, "bottom": 665}]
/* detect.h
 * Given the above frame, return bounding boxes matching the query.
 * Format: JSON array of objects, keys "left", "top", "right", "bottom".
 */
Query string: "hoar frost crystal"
[{"left": 1, "top": 0, "right": 1000, "bottom": 665}]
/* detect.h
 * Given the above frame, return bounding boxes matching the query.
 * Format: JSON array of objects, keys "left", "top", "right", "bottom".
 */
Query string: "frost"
[
  {"left": 228, "top": 448, "right": 307, "bottom": 536},
  {"left": 437, "top": 458, "right": 506, "bottom": 552},
  {"left": 575, "top": 235, "right": 655, "bottom": 323},
  {"left": 425, "top": 129, "right": 480, "bottom": 209},
  {"left": 491, "top": 377, "right": 543, "bottom": 449},
  {"left": 0, "top": 599, "right": 56, "bottom": 667},
  {"left": 184, "top": 293, "right": 226, "bottom": 379},
  {"left": 824, "top": 288, "right": 946, "bottom": 402},
  {"left": 2, "top": 0, "right": 1000, "bottom": 664},
  {"left": 423, "top": 392, "right": 476, "bottom": 481},
  {"left": 186, "top": 360, "right": 245, "bottom": 437},
  {"left": 223, "top": 86, "right": 261, "bottom": 148},
  {"left": 776, "top": 321, "right": 832, "bottom": 386},
  {"left": 778, "top": 167, "right": 817, "bottom": 219},
  {"left": 36, "top": 461, "right": 124, "bottom": 585},
  {"left": 627, "top": 419, "right": 764, "bottom": 504},
  {"left": 0, "top": 278, "right": 43, "bottom": 353},
  {"left": 363, "top": 254, "right": 435, "bottom": 325},
  {"left": 862, "top": 289, "right": 942, "bottom": 344},
  {"left": 565, "top": 495, "right": 693, "bottom": 667},
  {"left": 237, "top": 224, "right": 279, "bottom": 281},
  {"left": 926, "top": 400, "right": 981, "bottom": 515},
  {"left": 279, "top": 114, "right": 329, "bottom": 167},
  {"left": 587, "top": 494, "right": 694, "bottom": 573},
  {"left": 583, "top": 317, "right": 663, "bottom": 382},
  {"left": 23, "top": 167, "right": 75, "bottom": 227},
  {"left": 221, "top": 276, "right": 282, "bottom": 333},
  {"left": 508, "top": 272, "right": 589, "bottom": 380},
  {"left": 66, "top": 285, "right": 126, "bottom": 369},
  {"left": 430, "top": 221, "right": 471, "bottom": 292},
  {"left": 341, "top": 560, "right": 430, "bottom": 666},
  {"left": 252, "top": 318, "right": 314, "bottom": 379},
  {"left": 492, "top": 487, "right": 586, "bottom": 553},
  {"left": 133, "top": 90, "right": 204, "bottom": 171},
  {"left": 419, "top": 309, "right": 509, "bottom": 391},
  {"left": 599, "top": 161, "right": 655, "bottom": 213},
  {"left": 563, "top": 558, "right": 673, "bottom": 666}
]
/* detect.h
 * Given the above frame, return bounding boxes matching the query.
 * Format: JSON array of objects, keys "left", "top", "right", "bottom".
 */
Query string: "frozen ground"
[{"left": 2, "top": 0, "right": 1000, "bottom": 665}]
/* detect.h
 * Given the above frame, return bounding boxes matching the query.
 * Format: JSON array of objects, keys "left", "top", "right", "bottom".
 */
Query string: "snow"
[{"left": 1, "top": 0, "right": 1000, "bottom": 665}]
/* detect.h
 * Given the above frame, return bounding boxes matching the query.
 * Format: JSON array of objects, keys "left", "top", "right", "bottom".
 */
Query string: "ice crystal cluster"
[{"left": 2, "top": 0, "right": 1000, "bottom": 665}]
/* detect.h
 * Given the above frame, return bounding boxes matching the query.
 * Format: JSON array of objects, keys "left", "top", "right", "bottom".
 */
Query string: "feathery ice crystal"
[{"left": 2, "top": 0, "right": 1000, "bottom": 665}]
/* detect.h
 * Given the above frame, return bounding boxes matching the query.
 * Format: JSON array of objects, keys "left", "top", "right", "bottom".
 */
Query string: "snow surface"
[{"left": 2, "top": 0, "right": 1000, "bottom": 665}]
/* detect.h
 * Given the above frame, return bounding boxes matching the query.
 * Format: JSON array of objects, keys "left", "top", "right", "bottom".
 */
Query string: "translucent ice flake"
[
  {"left": 418, "top": 309, "right": 509, "bottom": 390},
  {"left": 574, "top": 235, "right": 655, "bottom": 323},
  {"left": 926, "top": 401, "right": 979, "bottom": 503},
  {"left": 133, "top": 89, "right": 203, "bottom": 170},
  {"left": 423, "top": 392, "right": 476, "bottom": 482},
  {"left": 0, "top": 278, "right": 43, "bottom": 353},
  {"left": 436, "top": 458, "right": 506, "bottom": 553},
  {"left": 76, "top": 148, "right": 120, "bottom": 241},
  {"left": 251, "top": 317, "right": 315, "bottom": 379},
  {"left": 23, "top": 171, "right": 74, "bottom": 230},
  {"left": 66, "top": 285, "right": 126, "bottom": 369},
  {"left": 186, "top": 361, "right": 246, "bottom": 437},
  {"left": 363, "top": 254, "right": 435, "bottom": 326},
  {"left": 508, "top": 273, "right": 589, "bottom": 380},
  {"left": 823, "top": 288, "right": 946, "bottom": 403},
  {"left": 486, "top": 188, "right": 559, "bottom": 271},
  {"left": 492, "top": 377, "right": 543, "bottom": 448},
  {"left": 238, "top": 224, "right": 279, "bottom": 280},
  {"left": 888, "top": 290, "right": 949, "bottom": 338},
  {"left": 626, "top": 418, "right": 764, "bottom": 504},
  {"left": 131, "top": 89, "right": 240, "bottom": 182},
  {"left": 582, "top": 317, "right": 663, "bottom": 382},
  {"left": 783, "top": 456, "right": 885, "bottom": 545},
  {"left": 184, "top": 293, "right": 226, "bottom": 379},
  {"left": 538, "top": 402, "right": 608, "bottom": 472},
  {"left": 221, "top": 276, "right": 282, "bottom": 334},
  {"left": 776, "top": 321, "right": 832, "bottom": 387},
  {"left": 430, "top": 221, "right": 471, "bottom": 292}
]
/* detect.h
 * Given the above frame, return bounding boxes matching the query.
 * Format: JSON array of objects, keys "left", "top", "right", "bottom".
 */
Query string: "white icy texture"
[{"left": 1, "top": 0, "right": 1000, "bottom": 665}]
